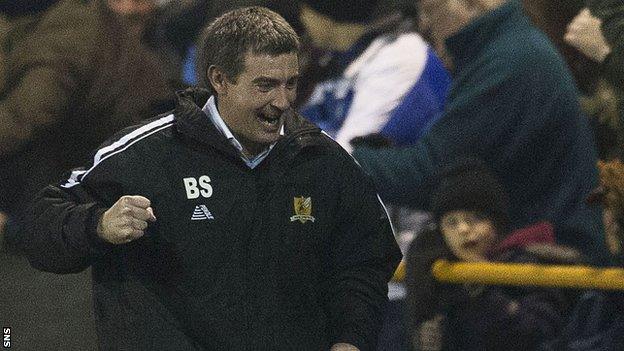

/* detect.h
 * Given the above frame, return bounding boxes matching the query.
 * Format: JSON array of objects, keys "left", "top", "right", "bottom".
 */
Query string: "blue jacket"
[{"left": 301, "top": 31, "right": 449, "bottom": 149}]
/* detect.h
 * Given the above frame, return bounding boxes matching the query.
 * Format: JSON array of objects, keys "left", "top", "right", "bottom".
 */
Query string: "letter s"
[{"left": 199, "top": 175, "right": 213, "bottom": 198}]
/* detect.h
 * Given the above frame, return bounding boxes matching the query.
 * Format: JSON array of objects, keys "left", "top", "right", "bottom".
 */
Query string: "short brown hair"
[{"left": 197, "top": 6, "right": 300, "bottom": 89}]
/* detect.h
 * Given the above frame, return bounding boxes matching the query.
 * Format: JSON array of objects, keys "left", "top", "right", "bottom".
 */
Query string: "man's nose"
[
  {"left": 457, "top": 222, "right": 471, "bottom": 235},
  {"left": 271, "top": 87, "right": 293, "bottom": 111},
  {"left": 109, "top": 0, "right": 155, "bottom": 16},
  {"left": 465, "top": 227, "right": 482, "bottom": 242}
]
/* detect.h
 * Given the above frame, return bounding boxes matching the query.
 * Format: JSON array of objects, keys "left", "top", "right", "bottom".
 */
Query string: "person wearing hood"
[
  {"left": 23, "top": 7, "right": 401, "bottom": 351},
  {"left": 406, "top": 158, "right": 583, "bottom": 351}
]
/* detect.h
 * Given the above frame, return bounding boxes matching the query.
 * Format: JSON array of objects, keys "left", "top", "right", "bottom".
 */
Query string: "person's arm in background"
[
  {"left": 351, "top": 59, "right": 520, "bottom": 209},
  {"left": 323, "top": 154, "right": 402, "bottom": 351},
  {"left": 565, "top": 4, "right": 624, "bottom": 90}
]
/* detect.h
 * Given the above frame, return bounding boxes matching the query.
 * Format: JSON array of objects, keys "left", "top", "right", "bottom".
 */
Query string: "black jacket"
[{"left": 26, "top": 88, "right": 401, "bottom": 350}]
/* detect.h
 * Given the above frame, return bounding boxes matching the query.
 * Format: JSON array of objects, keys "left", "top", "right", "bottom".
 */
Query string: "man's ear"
[{"left": 208, "top": 65, "right": 228, "bottom": 95}]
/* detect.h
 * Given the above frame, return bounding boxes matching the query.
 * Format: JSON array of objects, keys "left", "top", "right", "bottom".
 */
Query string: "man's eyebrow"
[
  {"left": 252, "top": 77, "right": 280, "bottom": 84},
  {"left": 252, "top": 75, "right": 300, "bottom": 84}
]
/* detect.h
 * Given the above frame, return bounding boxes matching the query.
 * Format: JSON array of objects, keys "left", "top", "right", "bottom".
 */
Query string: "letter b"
[{"left": 184, "top": 177, "right": 200, "bottom": 199}]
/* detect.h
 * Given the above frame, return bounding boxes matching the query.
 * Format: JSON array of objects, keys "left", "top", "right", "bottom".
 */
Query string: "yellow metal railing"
[
  {"left": 431, "top": 259, "right": 624, "bottom": 290},
  {"left": 392, "top": 259, "right": 624, "bottom": 290}
]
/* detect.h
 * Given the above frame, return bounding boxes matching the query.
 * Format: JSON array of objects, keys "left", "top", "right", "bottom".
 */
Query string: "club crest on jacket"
[{"left": 290, "top": 196, "right": 315, "bottom": 223}]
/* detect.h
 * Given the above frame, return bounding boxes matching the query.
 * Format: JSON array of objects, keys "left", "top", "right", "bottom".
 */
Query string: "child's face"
[{"left": 440, "top": 210, "right": 497, "bottom": 262}]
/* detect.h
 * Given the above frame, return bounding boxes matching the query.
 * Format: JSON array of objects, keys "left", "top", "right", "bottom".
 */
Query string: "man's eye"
[
  {"left": 443, "top": 216, "right": 458, "bottom": 227},
  {"left": 257, "top": 84, "right": 272, "bottom": 92},
  {"left": 286, "top": 80, "right": 298, "bottom": 90}
]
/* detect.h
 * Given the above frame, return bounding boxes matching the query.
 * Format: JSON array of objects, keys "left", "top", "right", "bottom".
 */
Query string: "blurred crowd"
[{"left": 1, "top": 0, "right": 623, "bottom": 350}]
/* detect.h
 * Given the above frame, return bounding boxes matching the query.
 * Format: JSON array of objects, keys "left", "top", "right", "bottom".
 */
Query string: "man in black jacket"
[{"left": 25, "top": 7, "right": 401, "bottom": 351}]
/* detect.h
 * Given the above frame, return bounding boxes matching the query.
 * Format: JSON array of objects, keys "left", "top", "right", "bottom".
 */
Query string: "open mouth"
[
  {"left": 463, "top": 241, "right": 479, "bottom": 250},
  {"left": 257, "top": 111, "right": 281, "bottom": 129}
]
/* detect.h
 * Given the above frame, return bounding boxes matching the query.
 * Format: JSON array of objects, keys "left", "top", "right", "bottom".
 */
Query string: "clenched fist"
[{"left": 97, "top": 195, "right": 156, "bottom": 244}]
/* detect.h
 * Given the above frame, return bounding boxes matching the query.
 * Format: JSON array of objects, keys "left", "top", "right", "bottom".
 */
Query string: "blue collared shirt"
[{"left": 202, "top": 96, "right": 283, "bottom": 169}]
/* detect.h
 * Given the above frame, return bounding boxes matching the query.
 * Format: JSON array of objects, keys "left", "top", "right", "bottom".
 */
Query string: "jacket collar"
[
  {"left": 445, "top": 1, "right": 523, "bottom": 69},
  {"left": 173, "top": 88, "right": 322, "bottom": 166}
]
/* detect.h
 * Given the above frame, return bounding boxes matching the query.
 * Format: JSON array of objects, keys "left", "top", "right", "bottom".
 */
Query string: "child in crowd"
[{"left": 406, "top": 158, "right": 582, "bottom": 351}]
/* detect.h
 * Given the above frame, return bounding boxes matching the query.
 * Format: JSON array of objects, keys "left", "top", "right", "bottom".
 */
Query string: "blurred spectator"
[
  {"left": 142, "top": 0, "right": 212, "bottom": 87},
  {"left": 564, "top": 4, "right": 624, "bottom": 159},
  {"left": 517, "top": 0, "right": 622, "bottom": 159},
  {"left": 521, "top": 0, "right": 600, "bottom": 94},
  {"left": 579, "top": 79, "right": 623, "bottom": 159},
  {"left": 0, "top": 0, "right": 173, "bottom": 349},
  {"left": 565, "top": 9, "right": 612, "bottom": 65},
  {"left": 406, "top": 158, "right": 582, "bottom": 351},
  {"left": 298, "top": 0, "right": 450, "bottom": 152},
  {"left": 0, "top": 0, "right": 59, "bottom": 17},
  {"left": 565, "top": 4, "right": 624, "bottom": 91},
  {"left": 352, "top": 0, "right": 609, "bottom": 264},
  {"left": 0, "top": 0, "right": 173, "bottom": 250},
  {"left": 543, "top": 158, "right": 624, "bottom": 351},
  {"left": 587, "top": 159, "right": 624, "bottom": 263}
]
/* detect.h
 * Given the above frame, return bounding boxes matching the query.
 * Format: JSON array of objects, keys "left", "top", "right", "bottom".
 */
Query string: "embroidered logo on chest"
[
  {"left": 290, "top": 196, "right": 315, "bottom": 223},
  {"left": 191, "top": 205, "right": 214, "bottom": 221}
]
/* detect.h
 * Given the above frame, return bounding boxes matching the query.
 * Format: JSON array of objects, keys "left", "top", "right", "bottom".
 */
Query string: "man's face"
[
  {"left": 418, "top": 0, "right": 446, "bottom": 43},
  {"left": 418, "top": 0, "right": 476, "bottom": 49},
  {"left": 108, "top": 0, "right": 155, "bottom": 17},
  {"left": 216, "top": 51, "right": 299, "bottom": 155},
  {"left": 107, "top": 0, "right": 155, "bottom": 32}
]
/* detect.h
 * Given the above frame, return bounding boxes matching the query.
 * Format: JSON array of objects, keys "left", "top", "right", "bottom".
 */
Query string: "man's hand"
[
  {"left": 97, "top": 195, "right": 156, "bottom": 244},
  {"left": 565, "top": 8, "right": 612, "bottom": 62},
  {"left": 330, "top": 343, "right": 360, "bottom": 351}
]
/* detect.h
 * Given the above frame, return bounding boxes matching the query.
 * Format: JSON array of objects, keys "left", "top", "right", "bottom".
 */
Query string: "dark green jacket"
[{"left": 353, "top": 1, "right": 608, "bottom": 264}]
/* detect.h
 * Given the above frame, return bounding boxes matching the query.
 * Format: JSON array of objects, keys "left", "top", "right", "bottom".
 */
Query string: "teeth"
[{"left": 259, "top": 114, "right": 279, "bottom": 123}]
